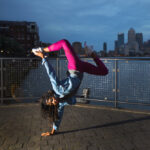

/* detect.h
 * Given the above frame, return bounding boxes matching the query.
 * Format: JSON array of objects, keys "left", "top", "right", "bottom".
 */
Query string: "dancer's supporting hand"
[
  {"left": 41, "top": 128, "right": 55, "bottom": 137},
  {"left": 41, "top": 132, "right": 50, "bottom": 137}
]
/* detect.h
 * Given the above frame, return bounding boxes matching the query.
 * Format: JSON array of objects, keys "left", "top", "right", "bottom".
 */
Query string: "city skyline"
[
  {"left": 0, "top": 20, "right": 149, "bottom": 55},
  {"left": 1, "top": 0, "right": 150, "bottom": 51}
]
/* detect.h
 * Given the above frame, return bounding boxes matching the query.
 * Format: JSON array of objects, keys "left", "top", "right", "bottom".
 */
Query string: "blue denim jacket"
[
  {"left": 42, "top": 58, "right": 83, "bottom": 100},
  {"left": 42, "top": 58, "right": 83, "bottom": 131}
]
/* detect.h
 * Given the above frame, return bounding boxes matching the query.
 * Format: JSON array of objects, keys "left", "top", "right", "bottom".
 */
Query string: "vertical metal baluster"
[
  {"left": 1, "top": 59, "right": 3, "bottom": 104},
  {"left": 114, "top": 60, "right": 118, "bottom": 108},
  {"left": 56, "top": 57, "right": 59, "bottom": 79}
]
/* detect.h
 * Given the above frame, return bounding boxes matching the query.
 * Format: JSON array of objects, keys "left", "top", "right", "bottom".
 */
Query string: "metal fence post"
[
  {"left": 56, "top": 57, "right": 59, "bottom": 79},
  {"left": 1, "top": 59, "right": 3, "bottom": 104},
  {"left": 114, "top": 60, "right": 118, "bottom": 108}
]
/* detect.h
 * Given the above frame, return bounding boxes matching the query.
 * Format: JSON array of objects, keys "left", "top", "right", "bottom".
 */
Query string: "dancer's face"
[{"left": 46, "top": 97, "right": 58, "bottom": 106}]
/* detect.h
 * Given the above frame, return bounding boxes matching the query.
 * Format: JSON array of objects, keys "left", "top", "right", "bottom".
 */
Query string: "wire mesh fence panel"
[
  {"left": 59, "top": 58, "right": 115, "bottom": 100},
  {"left": 2, "top": 58, "right": 57, "bottom": 101},
  {"left": 19, "top": 58, "right": 57, "bottom": 98},
  {"left": 1, "top": 57, "right": 150, "bottom": 110},
  {"left": 117, "top": 60, "right": 150, "bottom": 104},
  {"left": 77, "top": 59, "right": 115, "bottom": 100},
  {"left": 59, "top": 58, "right": 68, "bottom": 81},
  {"left": 3, "top": 59, "right": 36, "bottom": 99}
]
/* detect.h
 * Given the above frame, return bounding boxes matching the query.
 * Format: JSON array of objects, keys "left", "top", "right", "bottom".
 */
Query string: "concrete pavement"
[{"left": 0, "top": 103, "right": 150, "bottom": 150}]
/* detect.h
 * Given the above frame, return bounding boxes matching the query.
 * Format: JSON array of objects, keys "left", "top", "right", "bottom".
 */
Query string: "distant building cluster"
[
  {"left": 114, "top": 28, "right": 150, "bottom": 56},
  {"left": 0, "top": 20, "right": 86, "bottom": 57},
  {"left": 0, "top": 21, "right": 40, "bottom": 56},
  {"left": 0, "top": 20, "right": 150, "bottom": 57},
  {"left": 100, "top": 28, "right": 150, "bottom": 57}
]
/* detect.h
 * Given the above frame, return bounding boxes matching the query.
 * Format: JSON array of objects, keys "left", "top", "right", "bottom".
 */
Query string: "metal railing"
[{"left": 0, "top": 57, "right": 150, "bottom": 110}]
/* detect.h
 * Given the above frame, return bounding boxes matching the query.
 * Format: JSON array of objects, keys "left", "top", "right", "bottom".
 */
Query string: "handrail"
[{"left": 0, "top": 57, "right": 150, "bottom": 60}]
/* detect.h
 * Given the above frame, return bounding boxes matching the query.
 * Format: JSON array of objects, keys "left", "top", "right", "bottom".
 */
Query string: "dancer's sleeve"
[
  {"left": 42, "top": 58, "right": 64, "bottom": 98},
  {"left": 53, "top": 102, "right": 67, "bottom": 131}
]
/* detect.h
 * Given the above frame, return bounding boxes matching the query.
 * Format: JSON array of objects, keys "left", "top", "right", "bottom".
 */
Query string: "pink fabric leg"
[
  {"left": 48, "top": 39, "right": 82, "bottom": 71},
  {"left": 48, "top": 39, "right": 108, "bottom": 75},
  {"left": 79, "top": 59, "right": 108, "bottom": 75}
]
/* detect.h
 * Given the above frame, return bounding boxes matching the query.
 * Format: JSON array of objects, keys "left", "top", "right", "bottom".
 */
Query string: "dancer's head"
[
  {"left": 40, "top": 90, "right": 59, "bottom": 122},
  {"left": 41, "top": 90, "right": 58, "bottom": 106}
]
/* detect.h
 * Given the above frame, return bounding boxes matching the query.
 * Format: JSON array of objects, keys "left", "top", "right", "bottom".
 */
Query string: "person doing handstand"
[{"left": 32, "top": 39, "right": 108, "bottom": 136}]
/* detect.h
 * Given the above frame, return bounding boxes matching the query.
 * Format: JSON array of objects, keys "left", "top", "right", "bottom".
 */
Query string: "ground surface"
[{"left": 0, "top": 103, "right": 150, "bottom": 150}]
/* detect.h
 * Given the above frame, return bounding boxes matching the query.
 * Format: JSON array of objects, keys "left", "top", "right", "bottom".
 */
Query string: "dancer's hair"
[{"left": 40, "top": 90, "right": 59, "bottom": 123}]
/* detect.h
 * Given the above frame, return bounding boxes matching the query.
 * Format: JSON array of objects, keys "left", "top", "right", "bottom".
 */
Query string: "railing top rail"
[
  {"left": 0, "top": 57, "right": 150, "bottom": 61},
  {"left": 0, "top": 57, "right": 55, "bottom": 60},
  {"left": 103, "top": 57, "right": 150, "bottom": 61},
  {"left": 80, "top": 57, "right": 150, "bottom": 61}
]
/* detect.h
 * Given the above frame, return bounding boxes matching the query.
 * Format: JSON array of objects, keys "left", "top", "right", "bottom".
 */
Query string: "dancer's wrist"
[
  {"left": 41, "top": 54, "right": 44, "bottom": 59},
  {"left": 43, "top": 47, "right": 50, "bottom": 52}
]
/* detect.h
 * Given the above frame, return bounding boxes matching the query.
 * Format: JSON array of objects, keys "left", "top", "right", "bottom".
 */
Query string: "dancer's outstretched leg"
[{"left": 44, "top": 39, "right": 81, "bottom": 71}]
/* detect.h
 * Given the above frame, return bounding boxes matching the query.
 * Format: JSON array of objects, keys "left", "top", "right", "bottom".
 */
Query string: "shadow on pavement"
[{"left": 58, "top": 115, "right": 150, "bottom": 135}]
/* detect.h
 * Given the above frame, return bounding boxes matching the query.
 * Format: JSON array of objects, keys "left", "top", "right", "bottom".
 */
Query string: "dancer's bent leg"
[{"left": 80, "top": 57, "right": 108, "bottom": 75}]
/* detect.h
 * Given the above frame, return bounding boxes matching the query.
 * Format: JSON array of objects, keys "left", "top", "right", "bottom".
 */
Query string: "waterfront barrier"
[{"left": 0, "top": 57, "right": 150, "bottom": 111}]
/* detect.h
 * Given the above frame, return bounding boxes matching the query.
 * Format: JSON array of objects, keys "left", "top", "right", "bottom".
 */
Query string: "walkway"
[{"left": 0, "top": 103, "right": 150, "bottom": 150}]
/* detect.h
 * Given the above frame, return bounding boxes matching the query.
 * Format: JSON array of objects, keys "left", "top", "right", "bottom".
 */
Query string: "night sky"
[{"left": 0, "top": 0, "right": 150, "bottom": 51}]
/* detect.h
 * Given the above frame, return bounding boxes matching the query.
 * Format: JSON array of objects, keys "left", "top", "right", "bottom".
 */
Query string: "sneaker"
[{"left": 31, "top": 47, "right": 43, "bottom": 54}]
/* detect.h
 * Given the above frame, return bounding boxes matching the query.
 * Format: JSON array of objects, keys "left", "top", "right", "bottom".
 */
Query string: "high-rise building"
[
  {"left": 103, "top": 42, "right": 107, "bottom": 56},
  {"left": 114, "top": 33, "right": 125, "bottom": 55},
  {"left": 136, "top": 33, "right": 143, "bottom": 50},
  {"left": 143, "top": 40, "right": 150, "bottom": 55},
  {"left": 125, "top": 28, "right": 139, "bottom": 56},
  {"left": 128, "top": 28, "right": 136, "bottom": 43},
  {"left": 114, "top": 40, "right": 119, "bottom": 55},
  {"left": 0, "top": 21, "right": 39, "bottom": 51},
  {"left": 118, "top": 33, "right": 124, "bottom": 47},
  {"left": 72, "top": 41, "right": 84, "bottom": 55},
  {"left": 114, "top": 40, "right": 118, "bottom": 50},
  {"left": 103, "top": 42, "right": 107, "bottom": 53}
]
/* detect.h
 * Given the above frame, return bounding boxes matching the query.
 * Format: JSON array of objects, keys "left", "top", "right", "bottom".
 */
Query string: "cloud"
[
  {"left": 42, "top": 22, "right": 109, "bottom": 37},
  {"left": 77, "top": 5, "right": 120, "bottom": 17},
  {"left": 1, "top": 0, "right": 150, "bottom": 50},
  {"left": 137, "top": 24, "right": 150, "bottom": 39}
]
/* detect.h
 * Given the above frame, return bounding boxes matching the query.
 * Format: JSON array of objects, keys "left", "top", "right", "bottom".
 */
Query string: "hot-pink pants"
[{"left": 48, "top": 39, "right": 108, "bottom": 75}]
